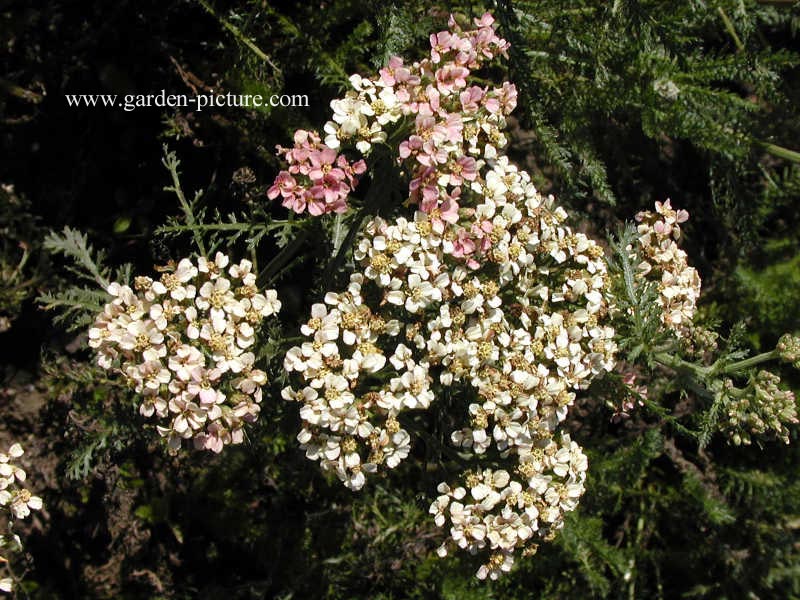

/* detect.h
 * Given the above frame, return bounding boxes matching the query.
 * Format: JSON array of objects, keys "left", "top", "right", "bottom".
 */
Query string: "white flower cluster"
[
  {"left": 284, "top": 164, "right": 615, "bottom": 493},
  {"left": 282, "top": 12, "right": 616, "bottom": 578},
  {"left": 89, "top": 253, "right": 281, "bottom": 453},
  {"left": 635, "top": 199, "right": 701, "bottom": 336},
  {"left": 320, "top": 14, "right": 511, "bottom": 162},
  {"left": 0, "top": 443, "right": 42, "bottom": 594},
  {"left": 430, "top": 435, "right": 586, "bottom": 579}
]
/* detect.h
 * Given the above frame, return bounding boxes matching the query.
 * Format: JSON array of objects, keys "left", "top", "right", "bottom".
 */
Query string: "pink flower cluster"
[
  {"left": 611, "top": 370, "right": 648, "bottom": 423},
  {"left": 268, "top": 12, "right": 513, "bottom": 229},
  {"left": 356, "top": 14, "right": 515, "bottom": 268},
  {"left": 396, "top": 15, "right": 517, "bottom": 267},
  {"left": 268, "top": 129, "right": 366, "bottom": 216}
]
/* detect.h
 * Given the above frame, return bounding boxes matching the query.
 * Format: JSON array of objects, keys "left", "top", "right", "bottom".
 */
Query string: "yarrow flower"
[
  {"left": 89, "top": 253, "right": 281, "bottom": 453},
  {"left": 634, "top": 199, "right": 701, "bottom": 337},
  {"left": 430, "top": 435, "right": 587, "bottom": 579},
  {"left": 268, "top": 129, "right": 367, "bottom": 216},
  {"left": 777, "top": 333, "right": 800, "bottom": 369},
  {"left": 610, "top": 369, "right": 648, "bottom": 423},
  {"left": 0, "top": 443, "right": 42, "bottom": 594},
  {"left": 280, "top": 12, "right": 616, "bottom": 577}
]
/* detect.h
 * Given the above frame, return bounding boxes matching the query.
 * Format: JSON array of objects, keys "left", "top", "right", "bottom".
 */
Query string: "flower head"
[{"left": 89, "top": 253, "right": 281, "bottom": 454}]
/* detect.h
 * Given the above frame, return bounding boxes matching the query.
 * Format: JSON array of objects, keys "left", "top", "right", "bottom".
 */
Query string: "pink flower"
[
  {"left": 269, "top": 128, "right": 366, "bottom": 216},
  {"left": 471, "top": 220, "right": 494, "bottom": 253},
  {"left": 436, "top": 65, "right": 469, "bottom": 93},
  {"left": 409, "top": 166, "right": 440, "bottom": 209},
  {"left": 339, "top": 156, "right": 367, "bottom": 186},
  {"left": 446, "top": 156, "right": 477, "bottom": 186},
  {"left": 305, "top": 189, "right": 327, "bottom": 217},
  {"left": 194, "top": 423, "right": 226, "bottom": 453},
  {"left": 486, "top": 97, "right": 502, "bottom": 114},
  {"left": 351, "top": 159, "right": 367, "bottom": 175},
  {"left": 426, "top": 85, "right": 442, "bottom": 113},
  {"left": 475, "top": 13, "right": 494, "bottom": 27},
  {"left": 323, "top": 176, "right": 350, "bottom": 203},
  {"left": 442, "top": 113, "right": 463, "bottom": 143},
  {"left": 429, "top": 191, "right": 461, "bottom": 234},
  {"left": 281, "top": 191, "right": 307, "bottom": 214},
  {"left": 379, "top": 56, "right": 411, "bottom": 87},
  {"left": 308, "top": 148, "right": 343, "bottom": 182},
  {"left": 430, "top": 31, "right": 455, "bottom": 63},
  {"left": 497, "top": 82, "right": 518, "bottom": 114},
  {"left": 399, "top": 135, "right": 424, "bottom": 160},
  {"left": 186, "top": 367, "right": 224, "bottom": 406},
  {"left": 417, "top": 146, "right": 449, "bottom": 168},
  {"left": 460, "top": 86, "right": 484, "bottom": 112},
  {"left": 267, "top": 171, "right": 296, "bottom": 200},
  {"left": 453, "top": 228, "right": 479, "bottom": 269},
  {"left": 468, "top": 18, "right": 510, "bottom": 62}
]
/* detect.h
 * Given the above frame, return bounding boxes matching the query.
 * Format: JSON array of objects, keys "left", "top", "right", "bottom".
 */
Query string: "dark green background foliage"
[{"left": 1, "top": 0, "right": 799, "bottom": 598}]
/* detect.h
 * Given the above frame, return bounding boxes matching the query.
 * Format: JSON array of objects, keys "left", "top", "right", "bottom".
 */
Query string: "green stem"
[
  {"left": 261, "top": 228, "right": 311, "bottom": 285},
  {"left": 653, "top": 352, "right": 710, "bottom": 378},
  {"left": 760, "top": 141, "right": 800, "bottom": 164},
  {"left": 717, "top": 7, "right": 744, "bottom": 52},
  {"left": 401, "top": 417, "right": 471, "bottom": 467},
  {"left": 9, "top": 247, "right": 30, "bottom": 283},
  {"left": 323, "top": 206, "right": 369, "bottom": 287},
  {"left": 162, "top": 148, "right": 207, "bottom": 257},
  {"left": 322, "top": 146, "right": 397, "bottom": 286},
  {"left": 720, "top": 350, "right": 778, "bottom": 374},
  {"left": 160, "top": 222, "right": 259, "bottom": 233},
  {"left": 655, "top": 349, "right": 779, "bottom": 379},
  {"left": 195, "top": 0, "right": 281, "bottom": 76},
  {"left": 384, "top": 119, "right": 414, "bottom": 147}
]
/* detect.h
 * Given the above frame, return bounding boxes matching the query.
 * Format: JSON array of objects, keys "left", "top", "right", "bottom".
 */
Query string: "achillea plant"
[
  {"left": 33, "top": 5, "right": 800, "bottom": 594},
  {"left": 633, "top": 200, "right": 701, "bottom": 337},
  {"left": 267, "top": 129, "right": 367, "bottom": 216}
]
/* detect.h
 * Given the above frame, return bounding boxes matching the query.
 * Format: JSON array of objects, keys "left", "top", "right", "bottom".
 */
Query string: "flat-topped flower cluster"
[
  {"left": 0, "top": 443, "right": 42, "bottom": 594},
  {"left": 89, "top": 253, "right": 280, "bottom": 453},
  {"left": 279, "top": 12, "right": 616, "bottom": 579}
]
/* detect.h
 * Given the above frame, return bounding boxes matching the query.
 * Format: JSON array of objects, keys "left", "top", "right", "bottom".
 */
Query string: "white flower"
[
  {"left": 9, "top": 490, "right": 42, "bottom": 519},
  {"left": 384, "top": 430, "right": 411, "bottom": 468}
]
